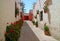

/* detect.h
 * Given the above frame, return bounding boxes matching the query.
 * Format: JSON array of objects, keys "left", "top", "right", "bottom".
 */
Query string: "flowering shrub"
[{"left": 5, "top": 19, "right": 23, "bottom": 41}]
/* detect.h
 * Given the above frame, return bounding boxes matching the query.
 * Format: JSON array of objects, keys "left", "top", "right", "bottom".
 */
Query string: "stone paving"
[
  {"left": 18, "top": 21, "right": 40, "bottom": 41},
  {"left": 18, "top": 21, "right": 58, "bottom": 41}
]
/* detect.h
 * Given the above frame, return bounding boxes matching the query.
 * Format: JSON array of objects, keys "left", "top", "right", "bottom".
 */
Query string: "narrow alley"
[{"left": 18, "top": 21, "right": 39, "bottom": 41}]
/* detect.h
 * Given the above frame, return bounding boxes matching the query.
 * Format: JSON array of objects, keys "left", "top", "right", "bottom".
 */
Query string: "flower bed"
[{"left": 5, "top": 19, "right": 23, "bottom": 41}]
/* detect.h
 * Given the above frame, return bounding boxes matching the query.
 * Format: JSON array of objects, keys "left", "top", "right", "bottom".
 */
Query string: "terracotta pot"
[
  {"left": 44, "top": 31, "right": 51, "bottom": 36},
  {"left": 44, "top": 31, "right": 49, "bottom": 35},
  {"left": 44, "top": 10, "right": 47, "bottom": 13}
]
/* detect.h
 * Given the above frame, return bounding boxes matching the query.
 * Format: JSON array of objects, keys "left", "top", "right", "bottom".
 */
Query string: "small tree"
[{"left": 20, "top": 2, "right": 25, "bottom": 13}]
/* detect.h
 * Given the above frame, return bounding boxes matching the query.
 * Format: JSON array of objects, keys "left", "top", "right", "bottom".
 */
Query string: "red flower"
[
  {"left": 11, "top": 22, "right": 13, "bottom": 25},
  {"left": 5, "top": 32, "right": 8, "bottom": 35},
  {"left": 19, "top": 19, "right": 21, "bottom": 21},
  {"left": 11, "top": 22, "right": 16, "bottom": 25},
  {"left": 7, "top": 22, "right": 9, "bottom": 24},
  {"left": 10, "top": 29, "right": 14, "bottom": 33},
  {"left": 13, "top": 22, "right": 16, "bottom": 26}
]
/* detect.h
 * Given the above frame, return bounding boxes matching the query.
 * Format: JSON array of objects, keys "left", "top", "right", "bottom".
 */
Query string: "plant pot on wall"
[
  {"left": 43, "top": 6, "right": 48, "bottom": 13},
  {"left": 37, "top": 10, "right": 39, "bottom": 14},
  {"left": 32, "top": 20, "right": 35, "bottom": 25},
  {"left": 44, "top": 31, "right": 50, "bottom": 36},
  {"left": 44, "top": 10, "right": 47, "bottom": 13},
  {"left": 35, "top": 21, "right": 38, "bottom": 27},
  {"left": 44, "top": 23, "right": 51, "bottom": 36}
]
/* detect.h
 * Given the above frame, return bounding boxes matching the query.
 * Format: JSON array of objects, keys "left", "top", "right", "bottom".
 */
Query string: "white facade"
[
  {"left": 49, "top": 0, "right": 60, "bottom": 41},
  {"left": 33, "top": 0, "right": 45, "bottom": 16},
  {"left": 15, "top": 0, "right": 22, "bottom": 21},
  {"left": 33, "top": 0, "right": 60, "bottom": 41},
  {"left": 15, "top": 0, "right": 22, "bottom": 12},
  {"left": 0, "top": 0, "right": 21, "bottom": 41}
]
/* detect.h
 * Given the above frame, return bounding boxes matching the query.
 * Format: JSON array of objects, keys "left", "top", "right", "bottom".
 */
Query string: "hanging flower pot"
[{"left": 43, "top": 6, "right": 48, "bottom": 13}]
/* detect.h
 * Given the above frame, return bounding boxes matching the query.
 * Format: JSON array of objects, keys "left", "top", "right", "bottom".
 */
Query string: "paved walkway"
[
  {"left": 18, "top": 21, "right": 39, "bottom": 41},
  {"left": 26, "top": 21, "right": 58, "bottom": 41},
  {"left": 18, "top": 21, "right": 58, "bottom": 41}
]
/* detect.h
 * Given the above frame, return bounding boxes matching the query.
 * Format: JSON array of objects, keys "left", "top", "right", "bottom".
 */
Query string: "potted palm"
[
  {"left": 44, "top": 23, "right": 51, "bottom": 36},
  {"left": 43, "top": 6, "right": 48, "bottom": 13}
]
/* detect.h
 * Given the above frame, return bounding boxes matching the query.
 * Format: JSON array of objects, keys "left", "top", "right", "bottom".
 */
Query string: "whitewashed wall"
[
  {"left": 33, "top": 0, "right": 46, "bottom": 23},
  {"left": 15, "top": 0, "right": 21, "bottom": 12},
  {"left": 15, "top": 0, "right": 22, "bottom": 21},
  {"left": 0, "top": 0, "right": 15, "bottom": 41},
  {"left": 33, "top": 0, "right": 60, "bottom": 41},
  {"left": 49, "top": 0, "right": 60, "bottom": 41}
]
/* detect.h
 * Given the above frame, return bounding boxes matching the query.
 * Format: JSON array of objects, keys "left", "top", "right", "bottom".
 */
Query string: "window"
[
  {"left": 15, "top": 2, "right": 19, "bottom": 17},
  {"left": 40, "top": 11, "right": 43, "bottom": 21},
  {"left": 15, "top": 2, "right": 17, "bottom": 17}
]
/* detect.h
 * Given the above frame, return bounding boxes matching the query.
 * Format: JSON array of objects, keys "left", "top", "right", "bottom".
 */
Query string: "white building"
[
  {"left": 0, "top": 0, "right": 21, "bottom": 41},
  {"left": 33, "top": 0, "right": 60, "bottom": 41},
  {"left": 33, "top": 0, "right": 46, "bottom": 23}
]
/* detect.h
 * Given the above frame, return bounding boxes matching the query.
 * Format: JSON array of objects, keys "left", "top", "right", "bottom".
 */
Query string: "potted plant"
[
  {"left": 35, "top": 21, "right": 38, "bottom": 27},
  {"left": 43, "top": 6, "right": 48, "bottom": 13},
  {"left": 32, "top": 20, "right": 35, "bottom": 25},
  {"left": 44, "top": 23, "right": 51, "bottom": 36},
  {"left": 37, "top": 10, "right": 39, "bottom": 14}
]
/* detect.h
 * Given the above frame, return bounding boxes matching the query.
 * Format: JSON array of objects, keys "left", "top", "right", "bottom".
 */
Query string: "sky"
[{"left": 21, "top": 0, "right": 36, "bottom": 13}]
